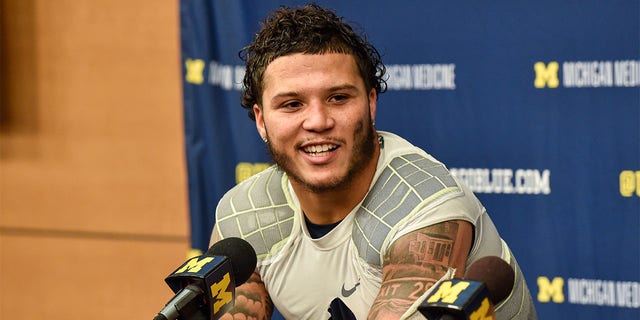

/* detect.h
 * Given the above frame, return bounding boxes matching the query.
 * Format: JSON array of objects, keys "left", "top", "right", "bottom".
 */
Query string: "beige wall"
[{"left": 1, "top": 0, "right": 191, "bottom": 318}]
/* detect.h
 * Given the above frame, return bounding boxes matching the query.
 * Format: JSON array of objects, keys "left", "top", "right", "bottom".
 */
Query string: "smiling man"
[
  {"left": 256, "top": 52, "right": 379, "bottom": 223},
  {"left": 210, "top": 4, "right": 536, "bottom": 320}
]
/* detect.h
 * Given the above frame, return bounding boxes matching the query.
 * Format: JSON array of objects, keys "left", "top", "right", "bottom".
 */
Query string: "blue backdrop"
[{"left": 179, "top": 1, "right": 640, "bottom": 319}]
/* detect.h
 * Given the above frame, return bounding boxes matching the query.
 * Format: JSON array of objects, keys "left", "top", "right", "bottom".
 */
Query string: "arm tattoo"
[
  {"left": 368, "top": 220, "right": 471, "bottom": 319},
  {"left": 219, "top": 272, "right": 273, "bottom": 320}
]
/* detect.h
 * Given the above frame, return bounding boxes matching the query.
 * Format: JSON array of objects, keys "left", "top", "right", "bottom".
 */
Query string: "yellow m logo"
[
  {"left": 620, "top": 170, "right": 640, "bottom": 197},
  {"left": 534, "top": 62, "right": 560, "bottom": 88},
  {"left": 174, "top": 256, "right": 214, "bottom": 274},
  {"left": 469, "top": 297, "right": 495, "bottom": 320},
  {"left": 426, "top": 281, "right": 470, "bottom": 304},
  {"left": 235, "top": 162, "right": 270, "bottom": 184},
  {"left": 210, "top": 273, "right": 233, "bottom": 314},
  {"left": 185, "top": 58, "right": 205, "bottom": 85},
  {"left": 537, "top": 276, "right": 565, "bottom": 303}
]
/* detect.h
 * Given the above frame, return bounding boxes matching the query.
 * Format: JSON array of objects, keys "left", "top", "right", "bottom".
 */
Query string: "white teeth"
[{"left": 304, "top": 144, "right": 336, "bottom": 156}]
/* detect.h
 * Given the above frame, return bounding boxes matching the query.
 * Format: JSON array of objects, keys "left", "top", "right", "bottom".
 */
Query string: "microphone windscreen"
[
  {"left": 463, "top": 256, "right": 515, "bottom": 305},
  {"left": 207, "top": 237, "right": 257, "bottom": 286}
]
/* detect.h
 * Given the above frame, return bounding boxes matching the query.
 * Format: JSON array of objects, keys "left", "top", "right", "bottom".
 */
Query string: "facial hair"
[{"left": 265, "top": 114, "right": 377, "bottom": 194}]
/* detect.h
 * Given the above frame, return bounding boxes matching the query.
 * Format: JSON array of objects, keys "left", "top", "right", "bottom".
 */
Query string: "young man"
[{"left": 211, "top": 4, "right": 537, "bottom": 319}]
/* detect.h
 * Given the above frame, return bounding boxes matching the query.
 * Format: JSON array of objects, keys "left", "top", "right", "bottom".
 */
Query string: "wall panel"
[{"left": 1, "top": 0, "right": 189, "bottom": 318}]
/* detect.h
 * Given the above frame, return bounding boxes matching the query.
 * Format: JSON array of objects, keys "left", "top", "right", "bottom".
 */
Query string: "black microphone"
[
  {"left": 154, "top": 237, "right": 257, "bottom": 320},
  {"left": 418, "top": 256, "right": 515, "bottom": 320}
]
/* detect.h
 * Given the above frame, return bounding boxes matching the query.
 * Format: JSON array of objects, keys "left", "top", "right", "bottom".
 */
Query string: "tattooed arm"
[
  {"left": 367, "top": 220, "right": 473, "bottom": 320},
  {"left": 210, "top": 227, "right": 274, "bottom": 320},
  {"left": 218, "top": 272, "right": 273, "bottom": 320}
]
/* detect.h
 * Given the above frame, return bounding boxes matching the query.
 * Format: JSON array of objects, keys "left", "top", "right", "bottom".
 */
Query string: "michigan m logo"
[
  {"left": 469, "top": 297, "right": 495, "bottom": 320},
  {"left": 210, "top": 272, "right": 233, "bottom": 313},
  {"left": 620, "top": 170, "right": 640, "bottom": 197},
  {"left": 185, "top": 58, "right": 205, "bottom": 85},
  {"left": 537, "top": 276, "right": 565, "bottom": 303},
  {"left": 235, "top": 162, "right": 270, "bottom": 184},
  {"left": 534, "top": 62, "right": 560, "bottom": 88},
  {"left": 426, "top": 281, "right": 471, "bottom": 304},
  {"left": 174, "top": 256, "right": 214, "bottom": 274}
]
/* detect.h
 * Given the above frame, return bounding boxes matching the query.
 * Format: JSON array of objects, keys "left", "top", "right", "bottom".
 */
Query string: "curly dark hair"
[{"left": 239, "top": 3, "right": 387, "bottom": 120}]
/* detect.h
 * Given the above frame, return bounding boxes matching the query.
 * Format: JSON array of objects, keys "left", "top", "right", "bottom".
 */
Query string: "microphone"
[
  {"left": 154, "top": 237, "right": 257, "bottom": 320},
  {"left": 418, "top": 256, "right": 515, "bottom": 320}
]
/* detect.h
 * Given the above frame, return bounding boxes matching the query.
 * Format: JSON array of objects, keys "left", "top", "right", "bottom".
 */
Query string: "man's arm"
[
  {"left": 218, "top": 272, "right": 273, "bottom": 320},
  {"left": 210, "top": 226, "right": 274, "bottom": 320},
  {"left": 368, "top": 219, "right": 473, "bottom": 319}
]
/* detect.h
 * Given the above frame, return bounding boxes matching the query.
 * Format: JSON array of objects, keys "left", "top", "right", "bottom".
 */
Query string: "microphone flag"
[
  {"left": 164, "top": 254, "right": 236, "bottom": 319},
  {"left": 419, "top": 279, "right": 495, "bottom": 320}
]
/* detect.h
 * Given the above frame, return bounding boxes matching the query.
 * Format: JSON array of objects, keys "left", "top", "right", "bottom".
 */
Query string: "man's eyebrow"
[
  {"left": 269, "top": 84, "right": 360, "bottom": 104},
  {"left": 270, "top": 91, "right": 299, "bottom": 104},
  {"left": 327, "top": 84, "right": 359, "bottom": 92}
]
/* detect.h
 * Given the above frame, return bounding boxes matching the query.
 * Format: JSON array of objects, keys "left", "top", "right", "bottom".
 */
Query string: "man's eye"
[
  {"left": 283, "top": 101, "right": 302, "bottom": 109},
  {"left": 330, "top": 95, "right": 349, "bottom": 103}
]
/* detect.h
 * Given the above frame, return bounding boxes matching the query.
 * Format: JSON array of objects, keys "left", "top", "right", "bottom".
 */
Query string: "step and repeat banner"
[{"left": 179, "top": 0, "right": 639, "bottom": 319}]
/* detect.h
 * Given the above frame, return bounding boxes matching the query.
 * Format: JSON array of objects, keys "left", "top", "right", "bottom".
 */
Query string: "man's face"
[{"left": 254, "top": 53, "right": 378, "bottom": 193}]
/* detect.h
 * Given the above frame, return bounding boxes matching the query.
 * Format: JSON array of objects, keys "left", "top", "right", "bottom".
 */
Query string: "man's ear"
[
  {"left": 254, "top": 104, "right": 267, "bottom": 140},
  {"left": 368, "top": 88, "right": 377, "bottom": 123}
]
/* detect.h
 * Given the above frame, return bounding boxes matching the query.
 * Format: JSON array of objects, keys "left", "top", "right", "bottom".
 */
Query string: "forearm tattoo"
[
  {"left": 368, "top": 221, "right": 467, "bottom": 319},
  {"left": 218, "top": 273, "right": 273, "bottom": 320}
]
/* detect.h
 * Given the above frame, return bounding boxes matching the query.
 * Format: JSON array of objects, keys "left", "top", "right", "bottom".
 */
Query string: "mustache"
[{"left": 294, "top": 136, "right": 347, "bottom": 149}]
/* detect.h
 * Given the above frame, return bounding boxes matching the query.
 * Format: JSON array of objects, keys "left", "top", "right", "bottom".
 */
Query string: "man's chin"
[{"left": 290, "top": 174, "right": 348, "bottom": 193}]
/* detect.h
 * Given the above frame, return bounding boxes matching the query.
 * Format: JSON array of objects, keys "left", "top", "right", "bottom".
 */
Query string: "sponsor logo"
[
  {"left": 236, "top": 162, "right": 270, "bottom": 184},
  {"left": 537, "top": 276, "right": 565, "bottom": 303},
  {"left": 198, "top": 61, "right": 457, "bottom": 91},
  {"left": 185, "top": 58, "right": 206, "bottom": 85},
  {"left": 450, "top": 168, "right": 551, "bottom": 195},
  {"left": 469, "top": 297, "right": 494, "bottom": 320},
  {"left": 537, "top": 276, "right": 640, "bottom": 308},
  {"left": 209, "top": 61, "right": 244, "bottom": 90},
  {"left": 534, "top": 62, "right": 560, "bottom": 88},
  {"left": 425, "top": 280, "right": 495, "bottom": 320},
  {"left": 341, "top": 280, "right": 361, "bottom": 297},
  {"left": 386, "top": 64, "right": 457, "bottom": 90},
  {"left": 620, "top": 170, "right": 640, "bottom": 197},
  {"left": 534, "top": 60, "right": 640, "bottom": 88},
  {"left": 210, "top": 272, "right": 233, "bottom": 313},
  {"left": 426, "top": 280, "right": 472, "bottom": 303},
  {"left": 174, "top": 256, "right": 214, "bottom": 274}
]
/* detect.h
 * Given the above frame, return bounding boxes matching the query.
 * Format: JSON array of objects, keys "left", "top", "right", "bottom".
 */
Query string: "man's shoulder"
[
  {"left": 217, "top": 165, "right": 291, "bottom": 217},
  {"left": 352, "top": 137, "right": 464, "bottom": 266},
  {"left": 377, "top": 131, "right": 440, "bottom": 163},
  {"left": 215, "top": 165, "right": 296, "bottom": 257}
]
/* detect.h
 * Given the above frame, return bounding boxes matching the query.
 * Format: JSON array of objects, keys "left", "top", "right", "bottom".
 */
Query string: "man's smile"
[{"left": 302, "top": 143, "right": 339, "bottom": 157}]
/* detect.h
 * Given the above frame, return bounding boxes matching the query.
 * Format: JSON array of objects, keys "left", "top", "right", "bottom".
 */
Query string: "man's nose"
[{"left": 302, "top": 101, "right": 335, "bottom": 132}]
